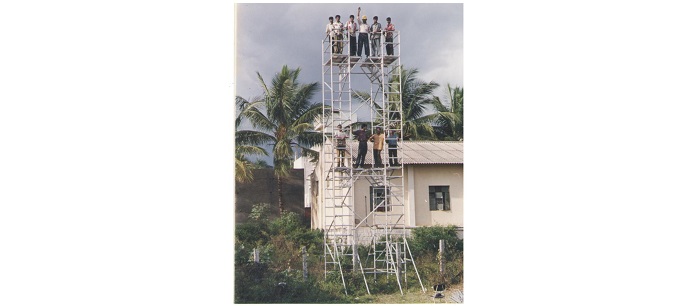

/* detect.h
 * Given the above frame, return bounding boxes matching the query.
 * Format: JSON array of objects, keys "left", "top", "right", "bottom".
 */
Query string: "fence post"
[
  {"left": 352, "top": 242, "right": 358, "bottom": 272},
  {"left": 302, "top": 246, "right": 308, "bottom": 281},
  {"left": 439, "top": 239, "right": 445, "bottom": 277},
  {"left": 253, "top": 248, "right": 260, "bottom": 263},
  {"left": 396, "top": 242, "right": 402, "bottom": 277}
]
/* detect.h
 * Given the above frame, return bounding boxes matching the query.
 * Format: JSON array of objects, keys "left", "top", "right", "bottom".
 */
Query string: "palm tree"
[
  {"left": 237, "top": 66, "right": 323, "bottom": 213},
  {"left": 235, "top": 96, "right": 268, "bottom": 183},
  {"left": 431, "top": 84, "right": 463, "bottom": 141},
  {"left": 353, "top": 66, "right": 440, "bottom": 140}
]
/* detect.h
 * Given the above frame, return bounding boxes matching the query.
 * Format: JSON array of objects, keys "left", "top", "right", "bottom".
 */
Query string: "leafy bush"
[
  {"left": 407, "top": 225, "right": 463, "bottom": 260},
  {"left": 249, "top": 202, "right": 271, "bottom": 221},
  {"left": 235, "top": 212, "right": 464, "bottom": 302}
]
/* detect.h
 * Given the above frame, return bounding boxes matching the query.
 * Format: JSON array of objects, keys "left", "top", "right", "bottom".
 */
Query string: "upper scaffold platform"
[
  {"left": 323, "top": 55, "right": 399, "bottom": 66},
  {"left": 323, "top": 54, "right": 362, "bottom": 66}
]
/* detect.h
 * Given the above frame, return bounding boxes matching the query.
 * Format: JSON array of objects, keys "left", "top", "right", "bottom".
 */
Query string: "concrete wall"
[
  {"left": 312, "top": 163, "right": 464, "bottom": 230},
  {"left": 409, "top": 164, "right": 463, "bottom": 226}
]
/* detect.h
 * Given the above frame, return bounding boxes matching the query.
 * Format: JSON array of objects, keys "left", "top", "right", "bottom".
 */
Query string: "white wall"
[
  {"left": 312, "top": 162, "right": 464, "bottom": 230},
  {"left": 410, "top": 164, "right": 463, "bottom": 226}
]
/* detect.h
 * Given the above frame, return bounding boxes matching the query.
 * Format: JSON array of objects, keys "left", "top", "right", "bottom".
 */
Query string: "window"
[
  {"left": 370, "top": 186, "right": 391, "bottom": 212},
  {"left": 429, "top": 186, "right": 450, "bottom": 211}
]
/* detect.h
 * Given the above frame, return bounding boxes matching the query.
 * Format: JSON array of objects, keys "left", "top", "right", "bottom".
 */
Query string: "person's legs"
[
  {"left": 359, "top": 34, "right": 369, "bottom": 57},
  {"left": 364, "top": 36, "right": 370, "bottom": 56},
  {"left": 371, "top": 39, "right": 378, "bottom": 56},
  {"left": 355, "top": 143, "right": 367, "bottom": 168},
  {"left": 357, "top": 34, "right": 363, "bottom": 56},
  {"left": 359, "top": 146, "right": 366, "bottom": 167},
  {"left": 337, "top": 149, "right": 343, "bottom": 167},
  {"left": 349, "top": 35, "right": 356, "bottom": 56},
  {"left": 373, "top": 149, "right": 383, "bottom": 167},
  {"left": 386, "top": 37, "right": 393, "bottom": 55},
  {"left": 332, "top": 35, "right": 337, "bottom": 53},
  {"left": 388, "top": 146, "right": 397, "bottom": 166},
  {"left": 336, "top": 34, "right": 343, "bottom": 54}
]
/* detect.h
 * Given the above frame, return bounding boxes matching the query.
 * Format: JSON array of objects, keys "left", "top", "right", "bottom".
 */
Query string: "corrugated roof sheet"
[{"left": 345, "top": 141, "right": 463, "bottom": 165}]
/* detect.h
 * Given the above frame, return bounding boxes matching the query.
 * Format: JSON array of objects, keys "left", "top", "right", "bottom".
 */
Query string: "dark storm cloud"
[{"left": 235, "top": 3, "right": 463, "bottom": 100}]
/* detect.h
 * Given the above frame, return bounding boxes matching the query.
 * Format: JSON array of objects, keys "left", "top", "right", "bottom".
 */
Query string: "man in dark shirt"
[{"left": 352, "top": 124, "right": 369, "bottom": 168}]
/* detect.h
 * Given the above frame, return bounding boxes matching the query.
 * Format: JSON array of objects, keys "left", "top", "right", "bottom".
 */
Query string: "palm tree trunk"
[{"left": 277, "top": 174, "right": 284, "bottom": 214}]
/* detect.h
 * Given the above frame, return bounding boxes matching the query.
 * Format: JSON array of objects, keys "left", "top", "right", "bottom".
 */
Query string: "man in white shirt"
[
  {"left": 332, "top": 15, "right": 344, "bottom": 54},
  {"left": 334, "top": 124, "right": 348, "bottom": 167},
  {"left": 370, "top": 16, "right": 382, "bottom": 57},
  {"left": 357, "top": 9, "right": 370, "bottom": 57},
  {"left": 325, "top": 16, "right": 334, "bottom": 42},
  {"left": 346, "top": 15, "right": 357, "bottom": 56}
]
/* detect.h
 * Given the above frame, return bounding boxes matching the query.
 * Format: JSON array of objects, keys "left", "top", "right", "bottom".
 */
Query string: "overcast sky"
[{"left": 234, "top": 3, "right": 463, "bottom": 102}]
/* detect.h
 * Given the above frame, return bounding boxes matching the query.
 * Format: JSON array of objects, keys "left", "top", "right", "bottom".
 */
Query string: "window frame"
[
  {"left": 429, "top": 186, "right": 450, "bottom": 211},
  {"left": 369, "top": 186, "right": 391, "bottom": 212}
]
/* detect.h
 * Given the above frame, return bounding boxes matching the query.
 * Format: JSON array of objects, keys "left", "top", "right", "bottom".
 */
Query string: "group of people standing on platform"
[
  {"left": 325, "top": 7, "right": 395, "bottom": 57},
  {"left": 334, "top": 124, "right": 400, "bottom": 169}
]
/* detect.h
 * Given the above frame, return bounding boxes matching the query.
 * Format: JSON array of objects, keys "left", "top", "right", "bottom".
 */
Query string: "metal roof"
[{"left": 346, "top": 141, "right": 463, "bottom": 165}]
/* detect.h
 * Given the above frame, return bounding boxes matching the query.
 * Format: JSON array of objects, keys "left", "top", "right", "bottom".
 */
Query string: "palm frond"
[
  {"left": 236, "top": 130, "right": 275, "bottom": 147},
  {"left": 236, "top": 145, "right": 269, "bottom": 157}
]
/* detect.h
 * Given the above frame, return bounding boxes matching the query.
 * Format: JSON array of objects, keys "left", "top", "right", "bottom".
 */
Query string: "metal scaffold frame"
[{"left": 321, "top": 30, "right": 425, "bottom": 295}]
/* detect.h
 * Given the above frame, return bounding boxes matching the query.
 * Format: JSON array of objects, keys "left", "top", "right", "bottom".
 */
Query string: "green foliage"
[
  {"left": 236, "top": 219, "right": 464, "bottom": 302},
  {"left": 431, "top": 84, "right": 464, "bottom": 141},
  {"left": 407, "top": 225, "right": 463, "bottom": 260},
  {"left": 269, "top": 211, "right": 302, "bottom": 234},
  {"left": 235, "top": 221, "right": 267, "bottom": 247},
  {"left": 237, "top": 66, "right": 323, "bottom": 212},
  {"left": 407, "top": 225, "right": 464, "bottom": 288},
  {"left": 253, "top": 159, "right": 271, "bottom": 169},
  {"left": 249, "top": 202, "right": 271, "bottom": 222}
]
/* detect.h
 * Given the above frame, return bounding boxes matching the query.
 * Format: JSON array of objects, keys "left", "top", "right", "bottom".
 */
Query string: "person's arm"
[{"left": 357, "top": 7, "right": 361, "bottom": 20}]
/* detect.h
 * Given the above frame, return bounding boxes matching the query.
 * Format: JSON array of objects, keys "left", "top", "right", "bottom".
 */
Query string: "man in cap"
[
  {"left": 357, "top": 7, "right": 370, "bottom": 58},
  {"left": 370, "top": 16, "right": 382, "bottom": 57},
  {"left": 384, "top": 17, "right": 395, "bottom": 55}
]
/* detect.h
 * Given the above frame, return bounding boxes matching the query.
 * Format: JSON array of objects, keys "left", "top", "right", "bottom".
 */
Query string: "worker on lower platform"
[
  {"left": 386, "top": 130, "right": 399, "bottom": 167},
  {"left": 335, "top": 124, "right": 348, "bottom": 167},
  {"left": 353, "top": 124, "right": 369, "bottom": 168},
  {"left": 369, "top": 127, "right": 385, "bottom": 167}
]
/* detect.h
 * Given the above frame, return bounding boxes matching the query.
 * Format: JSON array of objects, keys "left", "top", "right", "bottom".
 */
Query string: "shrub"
[
  {"left": 249, "top": 202, "right": 272, "bottom": 221},
  {"left": 407, "top": 225, "right": 463, "bottom": 260}
]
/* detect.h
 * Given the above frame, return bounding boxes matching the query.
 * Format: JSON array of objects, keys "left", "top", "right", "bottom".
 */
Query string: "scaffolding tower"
[{"left": 321, "top": 30, "right": 425, "bottom": 295}]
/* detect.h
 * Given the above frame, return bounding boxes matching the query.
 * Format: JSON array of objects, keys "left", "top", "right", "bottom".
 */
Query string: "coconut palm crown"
[
  {"left": 353, "top": 66, "right": 440, "bottom": 140},
  {"left": 236, "top": 66, "right": 323, "bottom": 212},
  {"left": 431, "top": 84, "right": 463, "bottom": 141}
]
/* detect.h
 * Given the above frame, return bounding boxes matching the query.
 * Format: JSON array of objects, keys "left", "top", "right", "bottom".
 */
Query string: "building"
[{"left": 301, "top": 140, "right": 464, "bottom": 241}]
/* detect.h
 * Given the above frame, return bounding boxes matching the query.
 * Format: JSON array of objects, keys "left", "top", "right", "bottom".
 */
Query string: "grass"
[{"left": 349, "top": 283, "right": 463, "bottom": 304}]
